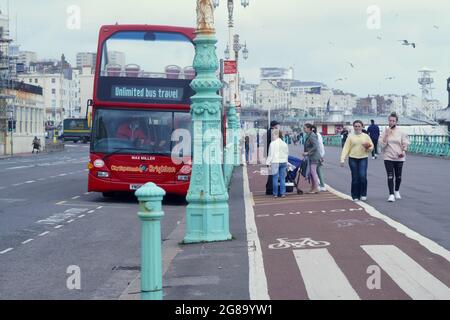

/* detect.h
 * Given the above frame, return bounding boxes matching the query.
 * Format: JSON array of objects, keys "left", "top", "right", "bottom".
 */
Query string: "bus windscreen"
[{"left": 91, "top": 108, "right": 192, "bottom": 156}]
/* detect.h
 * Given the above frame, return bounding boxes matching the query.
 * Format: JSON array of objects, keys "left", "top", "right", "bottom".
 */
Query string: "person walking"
[
  {"left": 303, "top": 123, "right": 322, "bottom": 194},
  {"left": 244, "top": 136, "right": 250, "bottom": 164},
  {"left": 265, "top": 121, "right": 281, "bottom": 195},
  {"left": 311, "top": 126, "right": 326, "bottom": 192},
  {"left": 379, "top": 112, "right": 410, "bottom": 202},
  {"left": 32, "top": 136, "right": 41, "bottom": 154},
  {"left": 341, "top": 127, "right": 349, "bottom": 148},
  {"left": 340, "top": 120, "right": 374, "bottom": 202},
  {"left": 367, "top": 119, "right": 380, "bottom": 159},
  {"left": 266, "top": 129, "right": 289, "bottom": 198}
]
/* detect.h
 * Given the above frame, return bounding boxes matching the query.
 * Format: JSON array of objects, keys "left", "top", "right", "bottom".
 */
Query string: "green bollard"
[{"left": 135, "top": 182, "right": 166, "bottom": 300}]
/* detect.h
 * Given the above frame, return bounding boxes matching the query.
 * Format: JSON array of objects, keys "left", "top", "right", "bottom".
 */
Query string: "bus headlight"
[
  {"left": 94, "top": 159, "right": 105, "bottom": 168},
  {"left": 97, "top": 171, "right": 110, "bottom": 178}
]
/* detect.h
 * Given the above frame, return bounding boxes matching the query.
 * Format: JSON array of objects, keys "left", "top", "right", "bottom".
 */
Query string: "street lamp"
[
  {"left": 224, "top": 45, "right": 230, "bottom": 60},
  {"left": 184, "top": 0, "right": 231, "bottom": 244}
]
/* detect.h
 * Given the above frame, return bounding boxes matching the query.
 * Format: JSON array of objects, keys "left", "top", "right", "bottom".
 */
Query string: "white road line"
[
  {"left": 326, "top": 185, "right": 450, "bottom": 263},
  {"left": 37, "top": 178, "right": 45, "bottom": 181},
  {"left": 67, "top": 219, "right": 75, "bottom": 223},
  {"left": 22, "top": 239, "right": 34, "bottom": 244},
  {"left": 50, "top": 176, "right": 56, "bottom": 179},
  {"left": 0, "top": 186, "right": 5, "bottom": 190},
  {"left": 362, "top": 245, "right": 450, "bottom": 300},
  {"left": 12, "top": 183, "right": 24, "bottom": 187},
  {"left": 25, "top": 181, "right": 36, "bottom": 184},
  {"left": 56, "top": 201, "right": 67, "bottom": 205},
  {"left": 78, "top": 214, "right": 86, "bottom": 218},
  {"left": 293, "top": 248, "right": 360, "bottom": 300},
  {"left": 72, "top": 196, "right": 80, "bottom": 200},
  {"left": 54, "top": 225, "right": 64, "bottom": 229},
  {"left": 59, "top": 173, "right": 67, "bottom": 177},
  {"left": 84, "top": 192, "right": 90, "bottom": 195},
  {"left": 96, "top": 206, "right": 103, "bottom": 210},
  {"left": 39, "top": 231, "right": 50, "bottom": 237},
  {"left": 243, "top": 167, "right": 270, "bottom": 300},
  {"left": 88, "top": 210, "right": 95, "bottom": 214},
  {"left": 0, "top": 248, "right": 13, "bottom": 254}
]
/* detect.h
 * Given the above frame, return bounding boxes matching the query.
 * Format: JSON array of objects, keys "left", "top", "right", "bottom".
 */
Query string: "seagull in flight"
[
  {"left": 433, "top": 25, "right": 439, "bottom": 29},
  {"left": 329, "top": 41, "right": 335, "bottom": 46},
  {"left": 385, "top": 76, "right": 396, "bottom": 80},
  {"left": 335, "top": 77, "right": 348, "bottom": 82},
  {"left": 348, "top": 62, "right": 355, "bottom": 68},
  {"left": 377, "top": 35, "right": 382, "bottom": 40},
  {"left": 398, "top": 40, "right": 416, "bottom": 48}
]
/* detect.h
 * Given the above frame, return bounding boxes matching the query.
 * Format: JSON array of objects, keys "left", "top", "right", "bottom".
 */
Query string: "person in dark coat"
[
  {"left": 341, "top": 127, "right": 349, "bottom": 148},
  {"left": 265, "top": 120, "right": 281, "bottom": 195},
  {"left": 367, "top": 119, "right": 380, "bottom": 159}
]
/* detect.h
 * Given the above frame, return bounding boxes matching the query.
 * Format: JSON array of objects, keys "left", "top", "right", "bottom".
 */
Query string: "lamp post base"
[{"left": 184, "top": 201, "right": 232, "bottom": 244}]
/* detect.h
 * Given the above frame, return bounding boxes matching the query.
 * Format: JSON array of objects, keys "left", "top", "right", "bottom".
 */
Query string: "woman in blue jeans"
[
  {"left": 266, "top": 129, "right": 289, "bottom": 198},
  {"left": 340, "top": 120, "right": 374, "bottom": 201}
]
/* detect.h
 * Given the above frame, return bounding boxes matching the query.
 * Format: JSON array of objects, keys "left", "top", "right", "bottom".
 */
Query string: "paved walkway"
[
  {"left": 246, "top": 163, "right": 450, "bottom": 300},
  {"left": 121, "top": 161, "right": 450, "bottom": 300}
]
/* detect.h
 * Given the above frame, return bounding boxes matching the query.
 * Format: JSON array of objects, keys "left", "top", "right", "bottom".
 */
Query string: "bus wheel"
[{"left": 102, "top": 192, "right": 115, "bottom": 198}]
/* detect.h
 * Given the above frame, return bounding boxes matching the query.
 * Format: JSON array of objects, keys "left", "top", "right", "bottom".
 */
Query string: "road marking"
[
  {"left": 56, "top": 201, "right": 67, "bottom": 205},
  {"left": 59, "top": 173, "right": 67, "bottom": 177},
  {"left": 25, "top": 181, "right": 36, "bottom": 184},
  {"left": 326, "top": 185, "right": 450, "bottom": 263},
  {"left": 50, "top": 176, "right": 56, "bottom": 179},
  {"left": 72, "top": 196, "right": 80, "bottom": 200},
  {"left": 88, "top": 210, "right": 95, "bottom": 214},
  {"left": 78, "top": 214, "right": 86, "bottom": 218},
  {"left": 54, "top": 225, "right": 64, "bottom": 229},
  {"left": 12, "top": 183, "right": 24, "bottom": 187},
  {"left": 0, "top": 198, "right": 27, "bottom": 203},
  {"left": 243, "top": 167, "right": 270, "bottom": 300},
  {"left": 0, "top": 248, "right": 13, "bottom": 254},
  {"left": 97, "top": 206, "right": 103, "bottom": 210},
  {"left": 6, "top": 166, "right": 31, "bottom": 170},
  {"left": 67, "top": 219, "right": 75, "bottom": 223},
  {"left": 84, "top": 192, "right": 90, "bottom": 195},
  {"left": 39, "top": 231, "right": 50, "bottom": 237},
  {"left": 0, "top": 186, "right": 5, "bottom": 190},
  {"left": 37, "top": 178, "right": 46, "bottom": 181},
  {"left": 362, "top": 245, "right": 450, "bottom": 300},
  {"left": 22, "top": 239, "right": 34, "bottom": 244},
  {"left": 293, "top": 248, "right": 360, "bottom": 300}
]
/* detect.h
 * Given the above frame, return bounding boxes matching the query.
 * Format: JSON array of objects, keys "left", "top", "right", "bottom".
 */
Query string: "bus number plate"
[{"left": 130, "top": 184, "right": 143, "bottom": 190}]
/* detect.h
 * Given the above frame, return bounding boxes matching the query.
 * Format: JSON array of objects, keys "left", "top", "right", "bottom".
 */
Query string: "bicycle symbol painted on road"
[{"left": 268, "top": 238, "right": 331, "bottom": 250}]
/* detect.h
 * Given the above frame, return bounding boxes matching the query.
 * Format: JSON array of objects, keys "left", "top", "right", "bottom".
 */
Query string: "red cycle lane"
[{"left": 246, "top": 165, "right": 450, "bottom": 300}]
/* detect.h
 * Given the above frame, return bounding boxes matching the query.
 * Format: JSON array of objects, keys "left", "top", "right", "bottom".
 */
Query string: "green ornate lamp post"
[{"left": 184, "top": 0, "right": 231, "bottom": 243}]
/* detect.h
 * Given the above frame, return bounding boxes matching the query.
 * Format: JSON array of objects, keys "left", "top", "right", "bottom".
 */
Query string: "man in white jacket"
[{"left": 266, "top": 129, "right": 289, "bottom": 198}]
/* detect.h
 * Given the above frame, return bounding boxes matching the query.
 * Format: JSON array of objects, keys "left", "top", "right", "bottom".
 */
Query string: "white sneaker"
[
  {"left": 361, "top": 196, "right": 367, "bottom": 201},
  {"left": 372, "top": 157, "right": 376, "bottom": 160},
  {"left": 319, "top": 187, "right": 327, "bottom": 192},
  {"left": 388, "top": 195, "right": 396, "bottom": 202},
  {"left": 353, "top": 199, "right": 359, "bottom": 202},
  {"left": 395, "top": 191, "right": 402, "bottom": 200}
]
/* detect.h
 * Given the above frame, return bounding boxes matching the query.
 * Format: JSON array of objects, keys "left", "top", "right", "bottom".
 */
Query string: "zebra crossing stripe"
[
  {"left": 362, "top": 245, "right": 450, "bottom": 300},
  {"left": 293, "top": 248, "right": 360, "bottom": 300}
]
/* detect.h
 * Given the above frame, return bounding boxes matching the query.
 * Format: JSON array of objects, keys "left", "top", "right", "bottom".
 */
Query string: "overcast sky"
[{"left": 2, "top": 0, "right": 450, "bottom": 105}]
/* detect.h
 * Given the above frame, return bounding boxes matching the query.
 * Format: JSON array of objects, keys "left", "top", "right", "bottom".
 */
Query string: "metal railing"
[{"left": 323, "top": 135, "right": 450, "bottom": 157}]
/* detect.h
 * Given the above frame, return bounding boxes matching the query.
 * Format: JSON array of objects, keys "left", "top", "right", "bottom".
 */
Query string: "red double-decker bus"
[{"left": 88, "top": 25, "right": 196, "bottom": 197}]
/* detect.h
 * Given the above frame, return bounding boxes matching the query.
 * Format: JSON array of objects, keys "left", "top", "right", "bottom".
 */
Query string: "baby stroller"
[{"left": 286, "top": 156, "right": 303, "bottom": 195}]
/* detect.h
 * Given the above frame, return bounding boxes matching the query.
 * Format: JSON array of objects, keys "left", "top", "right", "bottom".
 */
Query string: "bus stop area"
[{"left": 121, "top": 161, "right": 450, "bottom": 300}]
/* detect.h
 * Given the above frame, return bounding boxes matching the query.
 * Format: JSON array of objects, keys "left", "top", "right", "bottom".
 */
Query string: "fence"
[{"left": 323, "top": 135, "right": 450, "bottom": 158}]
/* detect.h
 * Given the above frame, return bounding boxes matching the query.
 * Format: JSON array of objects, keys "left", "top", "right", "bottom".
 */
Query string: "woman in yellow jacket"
[{"left": 340, "top": 120, "right": 374, "bottom": 201}]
